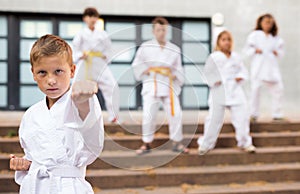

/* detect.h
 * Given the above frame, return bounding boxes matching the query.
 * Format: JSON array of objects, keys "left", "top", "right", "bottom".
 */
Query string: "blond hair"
[
  {"left": 30, "top": 34, "right": 73, "bottom": 66},
  {"left": 214, "top": 30, "right": 233, "bottom": 52}
]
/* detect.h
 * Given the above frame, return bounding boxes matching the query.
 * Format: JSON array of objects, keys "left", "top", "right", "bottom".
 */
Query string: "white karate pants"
[
  {"left": 250, "top": 80, "right": 284, "bottom": 118},
  {"left": 197, "top": 103, "right": 253, "bottom": 150},
  {"left": 142, "top": 95, "right": 183, "bottom": 143}
]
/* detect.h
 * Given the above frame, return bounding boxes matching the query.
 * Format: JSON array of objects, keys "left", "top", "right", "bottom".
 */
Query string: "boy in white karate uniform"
[
  {"left": 244, "top": 13, "right": 285, "bottom": 122},
  {"left": 9, "top": 34, "right": 104, "bottom": 194},
  {"left": 132, "top": 17, "right": 188, "bottom": 155},
  {"left": 198, "top": 30, "right": 256, "bottom": 155},
  {"left": 72, "top": 7, "right": 120, "bottom": 123}
]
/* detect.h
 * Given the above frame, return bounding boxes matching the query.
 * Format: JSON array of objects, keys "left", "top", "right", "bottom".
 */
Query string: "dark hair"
[
  {"left": 30, "top": 34, "right": 73, "bottom": 66},
  {"left": 255, "top": 13, "right": 278, "bottom": 36},
  {"left": 83, "top": 7, "right": 100, "bottom": 18},
  {"left": 152, "top": 17, "right": 169, "bottom": 28}
]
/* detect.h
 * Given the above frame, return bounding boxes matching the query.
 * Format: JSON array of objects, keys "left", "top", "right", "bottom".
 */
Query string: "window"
[
  {"left": 59, "top": 21, "right": 84, "bottom": 39},
  {"left": 20, "top": 21, "right": 52, "bottom": 38},
  {"left": 19, "top": 19, "right": 53, "bottom": 108},
  {"left": 0, "top": 86, "right": 7, "bottom": 107},
  {"left": 111, "top": 42, "right": 136, "bottom": 63},
  {"left": 0, "top": 16, "right": 8, "bottom": 108},
  {"left": 106, "top": 22, "right": 137, "bottom": 63},
  {"left": 181, "top": 20, "right": 211, "bottom": 109},
  {"left": 59, "top": 20, "right": 84, "bottom": 51},
  {"left": 105, "top": 21, "right": 138, "bottom": 109},
  {"left": 2, "top": 14, "right": 211, "bottom": 110},
  {"left": 182, "top": 22, "right": 210, "bottom": 41},
  {"left": 106, "top": 22, "right": 136, "bottom": 40}
]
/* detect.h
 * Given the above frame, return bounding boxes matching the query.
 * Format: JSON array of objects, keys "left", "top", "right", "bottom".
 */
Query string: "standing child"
[
  {"left": 244, "top": 13, "right": 285, "bottom": 122},
  {"left": 72, "top": 7, "right": 121, "bottom": 123},
  {"left": 132, "top": 17, "right": 188, "bottom": 155},
  {"left": 198, "top": 30, "right": 256, "bottom": 155},
  {"left": 9, "top": 34, "right": 104, "bottom": 193}
]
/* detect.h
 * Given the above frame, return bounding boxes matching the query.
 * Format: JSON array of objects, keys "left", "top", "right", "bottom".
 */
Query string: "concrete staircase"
[{"left": 0, "top": 121, "right": 300, "bottom": 193}]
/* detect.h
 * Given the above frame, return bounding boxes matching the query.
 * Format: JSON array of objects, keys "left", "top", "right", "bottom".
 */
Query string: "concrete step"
[
  {"left": 94, "top": 181, "right": 300, "bottom": 194},
  {"left": 1, "top": 163, "right": 300, "bottom": 192},
  {"left": 1, "top": 131, "right": 300, "bottom": 153},
  {"left": 87, "top": 163, "right": 300, "bottom": 189},
  {"left": 103, "top": 132, "right": 300, "bottom": 151},
  {"left": 2, "top": 181, "right": 300, "bottom": 194},
  {"left": 1, "top": 147, "right": 299, "bottom": 170},
  {"left": 98, "top": 122, "right": 300, "bottom": 135},
  {"left": 92, "top": 146, "right": 300, "bottom": 170},
  {"left": 0, "top": 122, "right": 299, "bottom": 136},
  {"left": 0, "top": 170, "right": 17, "bottom": 193}
]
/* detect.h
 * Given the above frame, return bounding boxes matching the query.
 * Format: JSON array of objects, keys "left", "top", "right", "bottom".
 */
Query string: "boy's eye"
[
  {"left": 37, "top": 71, "right": 46, "bottom": 75},
  {"left": 55, "top": 69, "right": 64, "bottom": 74}
]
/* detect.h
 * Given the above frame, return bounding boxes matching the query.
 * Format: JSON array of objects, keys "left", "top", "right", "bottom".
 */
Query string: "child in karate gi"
[
  {"left": 132, "top": 17, "right": 188, "bottom": 155},
  {"left": 198, "top": 30, "right": 256, "bottom": 155},
  {"left": 73, "top": 7, "right": 121, "bottom": 123},
  {"left": 244, "top": 13, "right": 285, "bottom": 122},
  {"left": 9, "top": 34, "right": 104, "bottom": 194}
]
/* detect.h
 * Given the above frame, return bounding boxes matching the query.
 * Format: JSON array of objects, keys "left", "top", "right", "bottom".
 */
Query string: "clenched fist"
[
  {"left": 9, "top": 154, "right": 31, "bottom": 171},
  {"left": 72, "top": 80, "right": 98, "bottom": 104},
  {"left": 71, "top": 80, "right": 98, "bottom": 120}
]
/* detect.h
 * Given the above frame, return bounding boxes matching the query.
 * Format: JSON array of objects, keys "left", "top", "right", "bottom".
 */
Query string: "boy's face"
[
  {"left": 153, "top": 23, "right": 168, "bottom": 43},
  {"left": 31, "top": 55, "right": 75, "bottom": 104},
  {"left": 83, "top": 16, "right": 98, "bottom": 29}
]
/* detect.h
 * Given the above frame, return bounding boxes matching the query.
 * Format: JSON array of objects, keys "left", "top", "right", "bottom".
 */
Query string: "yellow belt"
[
  {"left": 84, "top": 51, "right": 103, "bottom": 80},
  {"left": 148, "top": 67, "right": 175, "bottom": 116}
]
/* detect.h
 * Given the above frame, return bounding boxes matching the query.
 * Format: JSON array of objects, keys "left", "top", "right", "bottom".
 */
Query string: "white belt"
[{"left": 28, "top": 162, "right": 86, "bottom": 194}]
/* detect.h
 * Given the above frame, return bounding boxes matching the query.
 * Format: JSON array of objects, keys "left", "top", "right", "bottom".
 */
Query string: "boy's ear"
[
  {"left": 71, "top": 64, "right": 76, "bottom": 78},
  {"left": 31, "top": 67, "right": 37, "bottom": 81}
]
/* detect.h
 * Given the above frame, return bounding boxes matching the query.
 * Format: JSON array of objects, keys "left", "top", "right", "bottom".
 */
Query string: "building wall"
[{"left": 1, "top": 0, "right": 299, "bottom": 114}]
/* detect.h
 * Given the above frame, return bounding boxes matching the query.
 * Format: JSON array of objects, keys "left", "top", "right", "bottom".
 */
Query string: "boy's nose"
[{"left": 47, "top": 75, "right": 56, "bottom": 86}]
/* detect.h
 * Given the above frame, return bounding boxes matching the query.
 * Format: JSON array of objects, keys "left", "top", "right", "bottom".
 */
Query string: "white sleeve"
[
  {"left": 15, "top": 167, "right": 28, "bottom": 185},
  {"left": 66, "top": 95, "right": 104, "bottom": 164},
  {"left": 14, "top": 120, "right": 29, "bottom": 185},
  {"left": 243, "top": 32, "right": 257, "bottom": 57},
  {"left": 72, "top": 32, "right": 83, "bottom": 64},
  {"left": 203, "top": 55, "right": 222, "bottom": 88},
  {"left": 172, "top": 51, "right": 184, "bottom": 86},
  {"left": 102, "top": 32, "right": 113, "bottom": 63},
  {"left": 132, "top": 46, "right": 148, "bottom": 81},
  {"left": 275, "top": 37, "right": 284, "bottom": 59}
]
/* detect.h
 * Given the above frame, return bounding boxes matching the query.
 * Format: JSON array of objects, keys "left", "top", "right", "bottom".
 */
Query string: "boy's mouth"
[{"left": 47, "top": 88, "right": 59, "bottom": 92}]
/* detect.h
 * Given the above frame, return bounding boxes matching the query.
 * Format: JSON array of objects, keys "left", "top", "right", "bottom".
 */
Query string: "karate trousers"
[
  {"left": 142, "top": 94, "right": 183, "bottom": 143},
  {"left": 250, "top": 79, "right": 284, "bottom": 118},
  {"left": 197, "top": 102, "right": 253, "bottom": 150}
]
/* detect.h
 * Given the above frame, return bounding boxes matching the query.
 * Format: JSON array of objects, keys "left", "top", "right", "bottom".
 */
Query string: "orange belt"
[
  {"left": 84, "top": 51, "right": 103, "bottom": 80},
  {"left": 148, "top": 67, "right": 175, "bottom": 116}
]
